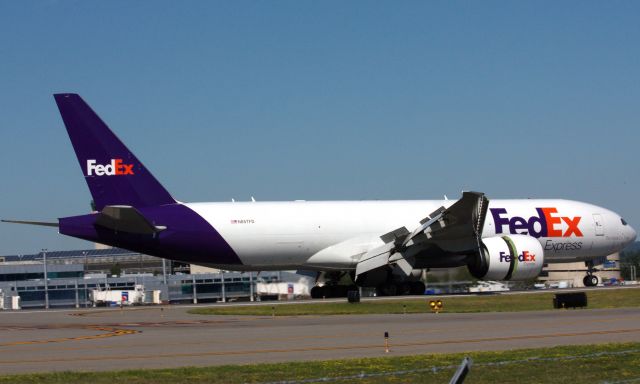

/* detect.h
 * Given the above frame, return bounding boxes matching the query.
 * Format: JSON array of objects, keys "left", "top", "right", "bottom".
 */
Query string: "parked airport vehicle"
[
  {"left": 3, "top": 94, "right": 636, "bottom": 297},
  {"left": 90, "top": 284, "right": 145, "bottom": 306},
  {"left": 548, "top": 281, "right": 570, "bottom": 289},
  {"left": 468, "top": 281, "right": 509, "bottom": 293},
  {"left": 603, "top": 278, "right": 623, "bottom": 286}
]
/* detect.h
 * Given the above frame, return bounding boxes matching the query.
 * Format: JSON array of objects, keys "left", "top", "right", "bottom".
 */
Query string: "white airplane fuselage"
[{"left": 185, "top": 198, "right": 636, "bottom": 270}]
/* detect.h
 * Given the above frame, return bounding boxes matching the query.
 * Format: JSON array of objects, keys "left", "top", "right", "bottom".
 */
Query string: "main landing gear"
[
  {"left": 310, "top": 284, "right": 357, "bottom": 299},
  {"left": 354, "top": 268, "right": 426, "bottom": 296},
  {"left": 310, "top": 280, "right": 426, "bottom": 298},
  {"left": 583, "top": 260, "right": 599, "bottom": 287},
  {"left": 310, "top": 270, "right": 427, "bottom": 298},
  {"left": 376, "top": 281, "right": 425, "bottom": 296}
]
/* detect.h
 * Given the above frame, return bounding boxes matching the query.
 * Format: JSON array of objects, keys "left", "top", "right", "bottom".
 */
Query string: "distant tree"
[{"left": 620, "top": 249, "right": 640, "bottom": 280}]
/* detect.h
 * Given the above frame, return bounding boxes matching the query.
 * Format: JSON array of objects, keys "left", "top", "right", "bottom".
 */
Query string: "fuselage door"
[{"left": 593, "top": 214, "right": 605, "bottom": 236}]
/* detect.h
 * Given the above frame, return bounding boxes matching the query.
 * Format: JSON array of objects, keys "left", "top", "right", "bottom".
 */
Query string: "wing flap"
[
  {"left": 355, "top": 242, "right": 395, "bottom": 277},
  {"left": 394, "top": 256, "right": 415, "bottom": 276},
  {"left": 355, "top": 191, "right": 489, "bottom": 279}
]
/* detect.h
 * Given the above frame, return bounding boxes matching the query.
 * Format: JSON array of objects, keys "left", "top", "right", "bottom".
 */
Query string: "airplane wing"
[{"left": 355, "top": 191, "right": 488, "bottom": 279}]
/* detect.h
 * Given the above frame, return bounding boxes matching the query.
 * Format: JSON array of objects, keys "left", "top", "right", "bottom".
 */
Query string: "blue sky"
[{"left": 0, "top": 1, "right": 638, "bottom": 255}]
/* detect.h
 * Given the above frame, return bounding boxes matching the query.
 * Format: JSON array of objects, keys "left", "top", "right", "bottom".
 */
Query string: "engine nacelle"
[{"left": 468, "top": 235, "right": 544, "bottom": 281}]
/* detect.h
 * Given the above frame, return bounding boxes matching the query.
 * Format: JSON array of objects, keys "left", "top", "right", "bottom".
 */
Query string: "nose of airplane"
[
  {"left": 622, "top": 216, "right": 637, "bottom": 246},
  {"left": 629, "top": 224, "right": 637, "bottom": 244}
]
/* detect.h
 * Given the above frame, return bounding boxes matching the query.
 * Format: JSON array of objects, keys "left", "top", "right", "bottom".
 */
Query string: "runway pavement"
[{"left": 0, "top": 303, "right": 639, "bottom": 374}]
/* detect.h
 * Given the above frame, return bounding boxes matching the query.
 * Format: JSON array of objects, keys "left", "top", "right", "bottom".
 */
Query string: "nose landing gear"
[
  {"left": 583, "top": 260, "right": 599, "bottom": 287},
  {"left": 583, "top": 274, "right": 598, "bottom": 287}
]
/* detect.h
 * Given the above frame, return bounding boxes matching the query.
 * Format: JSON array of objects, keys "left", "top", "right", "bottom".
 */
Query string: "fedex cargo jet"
[{"left": 3, "top": 94, "right": 636, "bottom": 296}]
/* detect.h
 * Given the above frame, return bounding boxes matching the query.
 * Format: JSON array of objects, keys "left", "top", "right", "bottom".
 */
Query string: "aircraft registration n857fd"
[{"left": 3, "top": 94, "right": 636, "bottom": 296}]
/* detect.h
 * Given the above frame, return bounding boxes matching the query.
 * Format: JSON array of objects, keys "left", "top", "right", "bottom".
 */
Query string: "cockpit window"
[{"left": 621, "top": 218, "right": 628, "bottom": 226}]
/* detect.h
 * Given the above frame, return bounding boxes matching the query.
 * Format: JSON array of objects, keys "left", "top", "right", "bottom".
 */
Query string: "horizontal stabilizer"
[
  {"left": 1, "top": 219, "right": 59, "bottom": 227},
  {"left": 95, "top": 205, "right": 166, "bottom": 235}
]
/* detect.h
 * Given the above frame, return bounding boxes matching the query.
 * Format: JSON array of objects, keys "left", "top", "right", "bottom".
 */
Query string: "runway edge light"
[
  {"left": 384, "top": 331, "right": 389, "bottom": 353},
  {"left": 429, "top": 300, "right": 444, "bottom": 313}
]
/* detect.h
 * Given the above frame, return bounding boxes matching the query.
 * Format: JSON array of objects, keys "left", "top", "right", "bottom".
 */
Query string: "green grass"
[
  {"left": 2, "top": 342, "right": 640, "bottom": 383},
  {"left": 187, "top": 287, "right": 640, "bottom": 316}
]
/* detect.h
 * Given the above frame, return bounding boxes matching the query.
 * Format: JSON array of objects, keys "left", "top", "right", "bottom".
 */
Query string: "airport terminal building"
[{"left": 0, "top": 248, "right": 312, "bottom": 309}]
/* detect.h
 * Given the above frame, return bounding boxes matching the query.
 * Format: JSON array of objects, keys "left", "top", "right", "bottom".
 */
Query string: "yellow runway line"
[
  {"left": 0, "top": 326, "right": 139, "bottom": 347},
  {"left": 0, "top": 327, "right": 639, "bottom": 365}
]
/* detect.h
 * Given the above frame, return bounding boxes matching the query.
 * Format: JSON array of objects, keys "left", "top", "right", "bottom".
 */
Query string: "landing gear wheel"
[
  {"left": 584, "top": 275, "right": 599, "bottom": 287},
  {"left": 376, "top": 282, "right": 397, "bottom": 296},
  {"left": 310, "top": 286, "right": 324, "bottom": 299},
  {"left": 397, "top": 282, "right": 412, "bottom": 296},
  {"left": 583, "top": 260, "right": 599, "bottom": 287},
  {"left": 409, "top": 281, "right": 426, "bottom": 295}
]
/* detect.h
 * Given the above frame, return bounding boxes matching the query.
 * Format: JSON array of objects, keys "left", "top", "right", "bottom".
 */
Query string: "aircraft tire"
[
  {"left": 377, "top": 282, "right": 397, "bottom": 296},
  {"left": 583, "top": 275, "right": 599, "bottom": 287},
  {"left": 333, "top": 285, "right": 349, "bottom": 297},
  {"left": 310, "top": 286, "right": 324, "bottom": 299},
  {"left": 397, "top": 282, "right": 412, "bottom": 295},
  {"left": 410, "top": 281, "right": 426, "bottom": 295}
]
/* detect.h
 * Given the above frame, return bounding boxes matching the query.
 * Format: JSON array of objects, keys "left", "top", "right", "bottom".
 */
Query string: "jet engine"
[{"left": 468, "top": 235, "right": 544, "bottom": 281}]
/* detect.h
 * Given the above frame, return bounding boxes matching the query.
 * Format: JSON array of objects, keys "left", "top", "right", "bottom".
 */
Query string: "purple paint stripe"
[{"left": 59, "top": 204, "right": 241, "bottom": 265}]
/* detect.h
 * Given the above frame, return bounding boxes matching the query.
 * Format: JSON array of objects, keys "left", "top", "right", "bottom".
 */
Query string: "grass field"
[
  {"left": 188, "top": 287, "right": 640, "bottom": 316},
  {"left": 2, "top": 342, "right": 639, "bottom": 383}
]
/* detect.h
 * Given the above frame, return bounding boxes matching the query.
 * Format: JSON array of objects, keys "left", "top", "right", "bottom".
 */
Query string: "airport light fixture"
[
  {"left": 429, "top": 299, "right": 443, "bottom": 313},
  {"left": 42, "top": 248, "right": 49, "bottom": 309}
]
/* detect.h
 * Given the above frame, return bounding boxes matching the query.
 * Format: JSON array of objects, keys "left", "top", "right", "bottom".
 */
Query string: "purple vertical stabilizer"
[{"left": 54, "top": 94, "right": 176, "bottom": 210}]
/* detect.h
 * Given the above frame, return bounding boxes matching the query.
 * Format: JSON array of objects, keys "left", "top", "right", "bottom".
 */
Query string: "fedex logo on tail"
[
  {"left": 491, "top": 208, "right": 582, "bottom": 238},
  {"left": 86, "top": 159, "right": 135, "bottom": 176}
]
